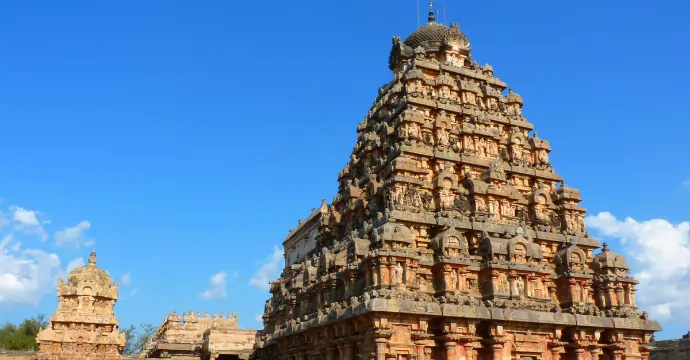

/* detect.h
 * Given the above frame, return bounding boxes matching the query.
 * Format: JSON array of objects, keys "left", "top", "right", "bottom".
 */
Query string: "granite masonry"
[{"left": 251, "top": 10, "right": 661, "bottom": 360}]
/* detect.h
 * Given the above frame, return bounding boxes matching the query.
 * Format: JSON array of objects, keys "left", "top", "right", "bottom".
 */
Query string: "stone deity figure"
[
  {"left": 395, "top": 263, "right": 404, "bottom": 284},
  {"left": 511, "top": 144, "right": 524, "bottom": 162},
  {"left": 451, "top": 271, "right": 457, "bottom": 291},
  {"left": 411, "top": 190, "right": 423, "bottom": 208},
  {"left": 439, "top": 189, "right": 454, "bottom": 208},
  {"left": 475, "top": 197, "right": 487, "bottom": 212},
  {"left": 408, "top": 123, "right": 420, "bottom": 138},
  {"left": 464, "top": 136, "right": 475, "bottom": 151},
  {"left": 516, "top": 277, "right": 524, "bottom": 298},
  {"left": 537, "top": 149, "right": 549, "bottom": 165},
  {"left": 437, "top": 128, "right": 450, "bottom": 147}
]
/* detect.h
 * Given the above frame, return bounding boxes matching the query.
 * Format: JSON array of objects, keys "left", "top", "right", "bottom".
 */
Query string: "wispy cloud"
[
  {"left": 0, "top": 235, "right": 79, "bottom": 306},
  {"left": 200, "top": 271, "right": 228, "bottom": 300},
  {"left": 54, "top": 221, "right": 93, "bottom": 248},
  {"left": 121, "top": 272, "right": 131, "bottom": 287},
  {"left": 249, "top": 245, "right": 283, "bottom": 291},
  {"left": 586, "top": 212, "right": 690, "bottom": 321},
  {"left": 9, "top": 206, "right": 48, "bottom": 241},
  {"left": 682, "top": 178, "right": 690, "bottom": 189}
]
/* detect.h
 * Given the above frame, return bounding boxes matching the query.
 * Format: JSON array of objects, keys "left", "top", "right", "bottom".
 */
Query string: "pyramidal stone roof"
[
  {"left": 253, "top": 13, "right": 660, "bottom": 360},
  {"left": 36, "top": 251, "right": 126, "bottom": 360}
]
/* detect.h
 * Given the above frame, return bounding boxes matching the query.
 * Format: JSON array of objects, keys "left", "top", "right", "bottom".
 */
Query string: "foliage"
[
  {"left": 122, "top": 323, "right": 155, "bottom": 356},
  {"left": 0, "top": 315, "right": 48, "bottom": 351}
]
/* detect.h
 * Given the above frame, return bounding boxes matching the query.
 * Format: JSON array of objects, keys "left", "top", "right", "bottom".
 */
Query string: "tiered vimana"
[
  {"left": 252, "top": 10, "right": 660, "bottom": 360},
  {"left": 35, "top": 251, "right": 126, "bottom": 360}
]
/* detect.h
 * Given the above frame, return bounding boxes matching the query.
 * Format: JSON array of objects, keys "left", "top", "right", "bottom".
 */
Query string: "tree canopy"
[
  {"left": 123, "top": 323, "right": 156, "bottom": 356},
  {"left": 0, "top": 315, "right": 48, "bottom": 351}
]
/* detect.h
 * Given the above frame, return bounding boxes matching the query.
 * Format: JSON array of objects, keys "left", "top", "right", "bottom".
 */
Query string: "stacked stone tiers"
[{"left": 254, "top": 12, "right": 660, "bottom": 360}]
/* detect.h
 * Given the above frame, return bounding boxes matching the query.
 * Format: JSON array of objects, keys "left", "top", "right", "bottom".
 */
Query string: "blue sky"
[{"left": 0, "top": 0, "right": 689, "bottom": 341}]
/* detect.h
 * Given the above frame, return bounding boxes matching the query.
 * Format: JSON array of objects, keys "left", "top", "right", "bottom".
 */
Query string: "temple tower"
[
  {"left": 35, "top": 251, "right": 126, "bottom": 360},
  {"left": 253, "top": 10, "right": 660, "bottom": 360}
]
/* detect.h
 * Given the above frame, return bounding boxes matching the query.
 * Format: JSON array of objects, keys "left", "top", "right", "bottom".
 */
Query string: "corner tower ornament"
[
  {"left": 253, "top": 13, "right": 660, "bottom": 360},
  {"left": 35, "top": 250, "right": 126, "bottom": 360}
]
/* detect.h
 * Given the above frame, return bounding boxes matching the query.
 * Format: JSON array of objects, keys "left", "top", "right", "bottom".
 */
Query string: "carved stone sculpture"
[
  {"left": 35, "top": 251, "right": 126, "bottom": 360},
  {"left": 253, "top": 11, "right": 660, "bottom": 360}
]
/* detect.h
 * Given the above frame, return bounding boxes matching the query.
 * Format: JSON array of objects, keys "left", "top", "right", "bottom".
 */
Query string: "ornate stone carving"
[
  {"left": 253, "top": 13, "right": 660, "bottom": 360},
  {"left": 35, "top": 251, "right": 126, "bottom": 360}
]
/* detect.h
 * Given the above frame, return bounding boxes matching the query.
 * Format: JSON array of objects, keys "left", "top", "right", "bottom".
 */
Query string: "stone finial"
[
  {"left": 88, "top": 250, "right": 97, "bottom": 265},
  {"left": 602, "top": 242, "right": 610, "bottom": 253},
  {"left": 427, "top": 10, "right": 435, "bottom": 23}
]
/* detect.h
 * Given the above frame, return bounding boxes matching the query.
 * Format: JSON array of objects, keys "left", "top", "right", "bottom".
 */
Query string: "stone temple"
[
  {"left": 35, "top": 251, "right": 126, "bottom": 360},
  {"left": 252, "top": 11, "right": 661, "bottom": 360}
]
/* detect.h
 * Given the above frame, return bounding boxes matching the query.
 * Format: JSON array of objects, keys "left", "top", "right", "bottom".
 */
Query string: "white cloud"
[
  {"left": 121, "top": 272, "right": 131, "bottom": 286},
  {"left": 586, "top": 212, "right": 690, "bottom": 321},
  {"left": 249, "top": 245, "right": 283, "bottom": 291},
  {"left": 66, "top": 257, "right": 85, "bottom": 272},
  {"left": 683, "top": 178, "right": 690, "bottom": 188},
  {"left": 255, "top": 314, "right": 263, "bottom": 323},
  {"left": 54, "top": 221, "right": 93, "bottom": 248},
  {"left": 0, "top": 211, "right": 10, "bottom": 229},
  {"left": 10, "top": 206, "right": 48, "bottom": 241},
  {"left": 0, "top": 235, "right": 69, "bottom": 307},
  {"left": 11, "top": 206, "right": 40, "bottom": 226},
  {"left": 200, "top": 271, "right": 228, "bottom": 300}
]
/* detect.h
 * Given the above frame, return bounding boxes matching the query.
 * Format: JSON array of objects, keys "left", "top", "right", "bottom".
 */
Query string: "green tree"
[
  {"left": 122, "top": 323, "right": 155, "bottom": 356},
  {"left": 0, "top": 315, "right": 48, "bottom": 351}
]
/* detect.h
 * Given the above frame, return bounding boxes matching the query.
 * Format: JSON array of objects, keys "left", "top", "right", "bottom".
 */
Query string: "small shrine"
[{"left": 35, "top": 250, "right": 126, "bottom": 360}]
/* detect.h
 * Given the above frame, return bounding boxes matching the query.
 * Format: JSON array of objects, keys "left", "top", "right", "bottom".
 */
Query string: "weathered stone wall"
[
  {"left": 0, "top": 350, "right": 36, "bottom": 360},
  {"left": 652, "top": 337, "right": 690, "bottom": 360}
]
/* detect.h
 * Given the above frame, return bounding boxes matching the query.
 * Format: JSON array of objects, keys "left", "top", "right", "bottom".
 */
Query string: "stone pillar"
[
  {"left": 611, "top": 349, "right": 625, "bottom": 360},
  {"left": 344, "top": 342, "right": 354, "bottom": 360},
  {"left": 550, "top": 346, "right": 565, "bottom": 360},
  {"left": 444, "top": 340, "right": 457, "bottom": 360},
  {"left": 414, "top": 342, "right": 426, "bottom": 360},
  {"left": 338, "top": 344, "right": 346, "bottom": 360},
  {"left": 589, "top": 347, "right": 602, "bottom": 360},
  {"left": 615, "top": 287, "right": 624, "bottom": 307},
  {"left": 630, "top": 286, "right": 637, "bottom": 307},
  {"left": 375, "top": 339, "right": 388, "bottom": 360},
  {"left": 490, "top": 342, "right": 504, "bottom": 360},
  {"left": 326, "top": 346, "right": 337, "bottom": 360},
  {"left": 573, "top": 347, "right": 586, "bottom": 360},
  {"left": 297, "top": 351, "right": 307, "bottom": 360},
  {"left": 465, "top": 342, "right": 475, "bottom": 360},
  {"left": 371, "top": 266, "right": 379, "bottom": 287}
]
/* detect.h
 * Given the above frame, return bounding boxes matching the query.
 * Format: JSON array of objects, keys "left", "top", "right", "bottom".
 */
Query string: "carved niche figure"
[
  {"left": 410, "top": 188, "right": 424, "bottom": 209},
  {"left": 536, "top": 149, "right": 549, "bottom": 165},
  {"left": 511, "top": 142, "right": 524, "bottom": 164},
  {"left": 497, "top": 273, "right": 509, "bottom": 294},
  {"left": 439, "top": 86, "right": 453, "bottom": 100},
  {"left": 463, "top": 90, "right": 476, "bottom": 105},
  {"left": 476, "top": 137, "right": 487, "bottom": 157},
  {"left": 500, "top": 199, "right": 513, "bottom": 218},
  {"left": 488, "top": 198, "right": 500, "bottom": 219},
  {"left": 514, "top": 243, "right": 527, "bottom": 263},
  {"left": 439, "top": 189, "right": 454, "bottom": 208},
  {"left": 463, "top": 135, "right": 475, "bottom": 151},
  {"left": 408, "top": 123, "right": 420, "bottom": 139},
  {"left": 475, "top": 197, "right": 488, "bottom": 212},
  {"left": 437, "top": 128, "right": 450, "bottom": 147},
  {"left": 395, "top": 263, "right": 404, "bottom": 284},
  {"left": 450, "top": 271, "right": 458, "bottom": 291},
  {"left": 516, "top": 277, "right": 524, "bottom": 298},
  {"left": 407, "top": 80, "right": 425, "bottom": 94}
]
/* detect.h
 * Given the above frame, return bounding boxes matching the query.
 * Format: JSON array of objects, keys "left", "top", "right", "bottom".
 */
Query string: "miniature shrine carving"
[{"left": 35, "top": 251, "right": 126, "bottom": 360}]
